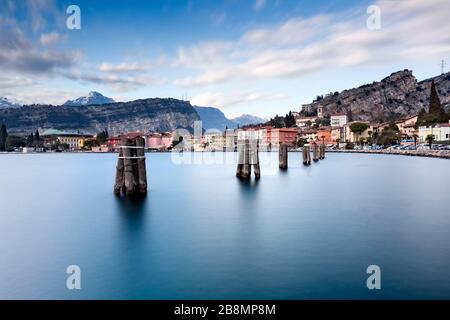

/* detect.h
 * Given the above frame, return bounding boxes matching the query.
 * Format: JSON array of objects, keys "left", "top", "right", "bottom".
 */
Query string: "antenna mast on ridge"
[{"left": 440, "top": 60, "right": 447, "bottom": 75}]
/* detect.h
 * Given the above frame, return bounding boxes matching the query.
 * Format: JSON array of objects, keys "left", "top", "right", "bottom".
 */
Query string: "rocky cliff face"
[
  {"left": 302, "top": 70, "right": 450, "bottom": 122},
  {"left": 0, "top": 98, "right": 200, "bottom": 135}
]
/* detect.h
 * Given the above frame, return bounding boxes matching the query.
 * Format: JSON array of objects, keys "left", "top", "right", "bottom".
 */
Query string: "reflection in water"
[
  {"left": 114, "top": 195, "right": 148, "bottom": 233},
  {"left": 2, "top": 153, "right": 450, "bottom": 299},
  {"left": 236, "top": 177, "right": 260, "bottom": 198}
]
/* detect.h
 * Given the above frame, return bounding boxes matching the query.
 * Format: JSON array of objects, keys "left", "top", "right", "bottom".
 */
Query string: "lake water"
[{"left": 0, "top": 152, "right": 450, "bottom": 299}]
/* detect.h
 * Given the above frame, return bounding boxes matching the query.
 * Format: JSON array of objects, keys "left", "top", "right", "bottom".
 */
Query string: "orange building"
[{"left": 317, "top": 127, "right": 333, "bottom": 144}]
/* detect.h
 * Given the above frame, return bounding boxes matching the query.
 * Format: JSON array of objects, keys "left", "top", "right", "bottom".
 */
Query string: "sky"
[{"left": 0, "top": 0, "right": 449, "bottom": 118}]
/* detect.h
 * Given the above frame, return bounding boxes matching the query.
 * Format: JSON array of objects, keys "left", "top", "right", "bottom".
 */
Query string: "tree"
[
  {"left": 349, "top": 122, "right": 369, "bottom": 143},
  {"left": 0, "top": 124, "right": 8, "bottom": 151},
  {"left": 413, "top": 134, "right": 419, "bottom": 148},
  {"left": 378, "top": 129, "right": 400, "bottom": 147},
  {"left": 5, "top": 135, "right": 26, "bottom": 150},
  {"left": 34, "top": 130, "right": 41, "bottom": 147},
  {"left": 366, "top": 131, "right": 373, "bottom": 145},
  {"left": 425, "top": 134, "right": 435, "bottom": 150},
  {"left": 83, "top": 139, "right": 98, "bottom": 150},
  {"left": 429, "top": 81, "right": 444, "bottom": 115},
  {"left": 285, "top": 111, "right": 296, "bottom": 127},
  {"left": 270, "top": 115, "right": 285, "bottom": 128},
  {"left": 96, "top": 129, "right": 109, "bottom": 145},
  {"left": 297, "top": 138, "right": 308, "bottom": 147},
  {"left": 387, "top": 122, "right": 399, "bottom": 132},
  {"left": 416, "top": 108, "right": 427, "bottom": 128},
  {"left": 417, "top": 81, "right": 448, "bottom": 127},
  {"left": 359, "top": 137, "right": 366, "bottom": 146},
  {"left": 350, "top": 122, "right": 369, "bottom": 134},
  {"left": 26, "top": 133, "right": 34, "bottom": 147}
]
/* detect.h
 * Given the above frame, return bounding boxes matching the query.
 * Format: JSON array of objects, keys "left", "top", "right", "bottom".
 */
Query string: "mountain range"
[
  {"left": 2, "top": 69, "right": 449, "bottom": 134},
  {"left": 0, "top": 98, "right": 199, "bottom": 135},
  {"left": 0, "top": 90, "right": 267, "bottom": 133}
]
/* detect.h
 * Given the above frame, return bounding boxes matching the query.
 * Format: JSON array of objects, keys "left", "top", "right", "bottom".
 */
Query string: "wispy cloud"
[
  {"left": 253, "top": 0, "right": 267, "bottom": 11},
  {"left": 173, "top": 0, "right": 450, "bottom": 89},
  {"left": 99, "top": 62, "right": 146, "bottom": 74},
  {"left": 0, "top": 26, "right": 80, "bottom": 74},
  {"left": 191, "top": 91, "right": 288, "bottom": 108},
  {"left": 39, "top": 31, "right": 63, "bottom": 45},
  {"left": 62, "top": 69, "right": 162, "bottom": 93}
]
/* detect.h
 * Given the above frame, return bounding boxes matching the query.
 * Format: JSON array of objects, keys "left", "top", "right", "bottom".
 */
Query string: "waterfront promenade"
[{"left": 329, "top": 149, "right": 450, "bottom": 160}]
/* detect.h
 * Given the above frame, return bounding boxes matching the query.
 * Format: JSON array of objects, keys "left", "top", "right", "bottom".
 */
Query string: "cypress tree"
[
  {"left": 26, "top": 133, "right": 34, "bottom": 147},
  {"left": 428, "top": 81, "right": 444, "bottom": 115},
  {"left": 34, "top": 130, "right": 41, "bottom": 147},
  {"left": 0, "top": 124, "right": 8, "bottom": 151}
]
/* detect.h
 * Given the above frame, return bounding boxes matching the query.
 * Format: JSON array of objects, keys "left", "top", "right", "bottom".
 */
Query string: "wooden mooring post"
[
  {"left": 302, "top": 144, "right": 311, "bottom": 165},
  {"left": 319, "top": 143, "right": 326, "bottom": 160},
  {"left": 236, "top": 139, "right": 260, "bottom": 179},
  {"left": 279, "top": 143, "right": 288, "bottom": 169},
  {"left": 114, "top": 137, "right": 147, "bottom": 196},
  {"left": 312, "top": 142, "right": 319, "bottom": 162}
]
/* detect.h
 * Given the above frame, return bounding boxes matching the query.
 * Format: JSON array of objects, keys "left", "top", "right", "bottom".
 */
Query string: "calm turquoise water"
[{"left": 0, "top": 152, "right": 450, "bottom": 299}]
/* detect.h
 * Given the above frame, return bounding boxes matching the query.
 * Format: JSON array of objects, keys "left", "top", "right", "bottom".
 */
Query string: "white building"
[
  {"left": 418, "top": 121, "right": 450, "bottom": 142},
  {"left": 330, "top": 114, "right": 348, "bottom": 127},
  {"left": 295, "top": 116, "right": 317, "bottom": 128}
]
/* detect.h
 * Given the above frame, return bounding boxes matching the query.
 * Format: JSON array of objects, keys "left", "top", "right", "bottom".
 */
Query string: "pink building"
[{"left": 146, "top": 132, "right": 173, "bottom": 150}]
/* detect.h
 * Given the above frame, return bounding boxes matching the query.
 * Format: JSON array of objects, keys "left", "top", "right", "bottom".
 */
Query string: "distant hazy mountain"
[
  {"left": 232, "top": 114, "right": 267, "bottom": 126},
  {"left": 194, "top": 106, "right": 237, "bottom": 130},
  {"left": 63, "top": 91, "right": 115, "bottom": 106},
  {"left": 0, "top": 97, "right": 22, "bottom": 109}
]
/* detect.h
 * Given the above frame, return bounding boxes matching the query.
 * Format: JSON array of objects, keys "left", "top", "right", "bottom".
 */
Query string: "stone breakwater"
[{"left": 329, "top": 149, "right": 450, "bottom": 160}]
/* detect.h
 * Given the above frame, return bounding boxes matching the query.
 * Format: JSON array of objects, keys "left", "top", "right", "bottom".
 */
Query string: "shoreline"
[
  {"left": 2, "top": 149, "right": 450, "bottom": 160},
  {"left": 328, "top": 149, "right": 450, "bottom": 160}
]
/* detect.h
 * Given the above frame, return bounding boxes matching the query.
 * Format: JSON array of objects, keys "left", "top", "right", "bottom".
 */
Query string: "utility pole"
[{"left": 440, "top": 60, "right": 446, "bottom": 75}]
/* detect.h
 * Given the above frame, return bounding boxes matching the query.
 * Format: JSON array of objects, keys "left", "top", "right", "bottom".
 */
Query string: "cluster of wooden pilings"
[
  {"left": 303, "top": 142, "right": 325, "bottom": 165},
  {"left": 114, "top": 137, "right": 148, "bottom": 196},
  {"left": 236, "top": 139, "right": 261, "bottom": 179},
  {"left": 279, "top": 142, "right": 326, "bottom": 168}
]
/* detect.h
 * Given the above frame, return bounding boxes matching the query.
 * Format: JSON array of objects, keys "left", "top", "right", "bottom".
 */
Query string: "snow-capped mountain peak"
[
  {"left": 0, "top": 97, "right": 22, "bottom": 109},
  {"left": 63, "top": 91, "right": 115, "bottom": 106}
]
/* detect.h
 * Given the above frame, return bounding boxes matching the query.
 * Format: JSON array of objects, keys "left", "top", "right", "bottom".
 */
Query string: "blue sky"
[{"left": 1, "top": 0, "right": 449, "bottom": 118}]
